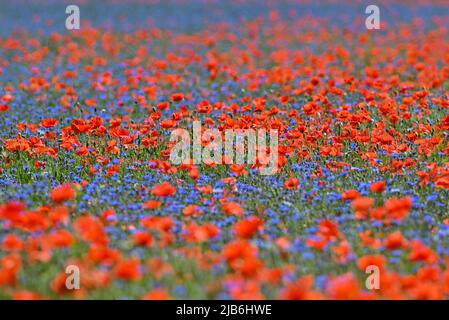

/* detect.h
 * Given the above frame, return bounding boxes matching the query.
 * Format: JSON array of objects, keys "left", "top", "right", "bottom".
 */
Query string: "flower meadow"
[{"left": 1, "top": 0, "right": 449, "bottom": 300}]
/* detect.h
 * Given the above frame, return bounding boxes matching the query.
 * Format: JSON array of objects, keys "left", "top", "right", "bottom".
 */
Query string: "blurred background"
[{"left": 0, "top": 0, "right": 448, "bottom": 35}]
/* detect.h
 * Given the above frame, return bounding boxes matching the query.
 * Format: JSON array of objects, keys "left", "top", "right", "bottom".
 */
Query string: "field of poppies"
[{"left": 1, "top": 0, "right": 449, "bottom": 300}]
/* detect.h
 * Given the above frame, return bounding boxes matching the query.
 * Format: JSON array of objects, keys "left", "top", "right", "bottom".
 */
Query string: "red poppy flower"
[
  {"left": 143, "top": 200, "right": 162, "bottom": 209},
  {"left": 352, "top": 197, "right": 374, "bottom": 212},
  {"left": 436, "top": 177, "right": 449, "bottom": 189},
  {"left": 142, "top": 288, "right": 171, "bottom": 300},
  {"left": 222, "top": 202, "right": 245, "bottom": 216},
  {"left": 384, "top": 196, "right": 412, "bottom": 220},
  {"left": 40, "top": 118, "right": 59, "bottom": 128},
  {"left": 223, "top": 240, "right": 258, "bottom": 262},
  {"left": 160, "top": 119, "right": 177, "bottom": 129},
  {"left": 2, "top": 234, "right": 24, "bottom": 251},
  {"left": 281, "top": 275, "right": 324, "bottom": 300},
  {"left": 133, "top": 232, "right": 154, "bottom": 247},
  {"left": 384, "top": 231, "right": 407, "bottom": 250},
  {"left": 115, "top": 258, "right": 141, "bottom": 281},
  {"left": 1, "top": 94, "right": 14, "bottom": 102},
  {"left": 370, "top": 181, "right": 386, "bottom": 193},
  {"left": 183, "top": 204, "right": 203, "bottom": 216},
  {"left": 284, "top": 177, "right": 300, "bottom": 190},
  {"left": 151, "top": 182, "right": 177, "bottom": 197},
  {"left": 357, "top": 254, "right": 386, "bottom": 272},
  {"left": 50, "top": 184, "right": 76, "bottom": 204},
  {"left": 74, "top": 216, "right": 108, "bottom": 245},
  {"left": 183, "top": 222, "right": 220, "bottom": 243},
  {"left": 234, "top": 216, "right": 264, "bottom": 239},
  {"left": 171, "top": 93, "right": 184, "bottom": 102},
  {"left": 341, "top": 190, "right": 360, "bottom": 201},
  {"left": 157, "top": 101, "right": 170, "bottom": 110},
  {"left": 0, "top": 104, "right": 10, "bottom": 112}
]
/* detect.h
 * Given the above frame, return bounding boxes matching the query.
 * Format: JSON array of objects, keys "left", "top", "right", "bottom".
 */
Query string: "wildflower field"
[{"left": 1, "top": 0, "right": 449, "bottom": 300}]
